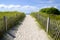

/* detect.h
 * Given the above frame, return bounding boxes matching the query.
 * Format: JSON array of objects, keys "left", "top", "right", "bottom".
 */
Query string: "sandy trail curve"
[{"left": 14, "top": 15, "right": 52, "bottom": 40}]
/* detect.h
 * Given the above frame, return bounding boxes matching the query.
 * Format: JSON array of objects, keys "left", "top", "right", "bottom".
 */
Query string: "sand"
[{"left": 14, "top": 15, "right": 52, "bottom": 40}]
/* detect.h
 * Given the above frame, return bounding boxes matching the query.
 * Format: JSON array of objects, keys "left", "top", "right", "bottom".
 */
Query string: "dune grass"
[
  {"left": 0, "top": 11, "right": 26, "bottom": 38},
  {"left": 31, "top": 12, "right": 60, "bottom": 40},
  {"left": 39, "top": 12, "right": 60, "bottom": 20}
]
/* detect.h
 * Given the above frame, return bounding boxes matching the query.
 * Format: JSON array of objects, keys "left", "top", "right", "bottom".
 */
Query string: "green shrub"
[{"left": 40, "top": 7, "right": 60, "bottom": 15}]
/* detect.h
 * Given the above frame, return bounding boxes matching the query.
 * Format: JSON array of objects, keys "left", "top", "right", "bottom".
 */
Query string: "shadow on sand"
[{"left": 1, "top": 17, "right": 25, "bottom": 40}]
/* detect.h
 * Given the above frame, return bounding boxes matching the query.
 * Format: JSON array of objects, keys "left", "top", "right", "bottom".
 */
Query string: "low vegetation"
[
  {"left": 0, "top": 11, "right": 26, "bottom": 38},
  {"left": 40, "top": 7, "right": 60, "bottom": 15},
  {"left": 31, "top": 7, "right": 60, "bottom": 40},
  {"left": 31, "top": 7, "right": 60, "bottom": 20}
]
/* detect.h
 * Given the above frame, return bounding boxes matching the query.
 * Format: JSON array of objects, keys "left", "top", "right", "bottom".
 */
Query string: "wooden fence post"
[
  {"left": 37, "top": 14, "right": 40, "bottom": 20},
  {"left": 4, "top": 16, "right": 7, "bottom": 31},
  {"left": 46, "top": 17, "right": 50, "bottom": 32}
]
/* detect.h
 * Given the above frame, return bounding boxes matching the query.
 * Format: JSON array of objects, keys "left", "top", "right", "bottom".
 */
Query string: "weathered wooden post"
[
  {"left": 37, "top": 13, "right": 40, "bottom": 20},
  {"left": 46, "top": 17, "right": 50, "bottom": 32},
  {"left": 4, "top": 16, "right": 7, "bottom": 31}
]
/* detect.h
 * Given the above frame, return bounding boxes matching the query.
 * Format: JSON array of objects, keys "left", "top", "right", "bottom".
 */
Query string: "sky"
[{"left": 0, "top": 0, "right": 60, "bottom": 13}]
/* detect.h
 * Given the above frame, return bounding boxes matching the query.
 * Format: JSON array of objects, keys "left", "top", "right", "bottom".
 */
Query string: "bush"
[{"left": 40, "top": 7, "right": 60, "bottom": 15}]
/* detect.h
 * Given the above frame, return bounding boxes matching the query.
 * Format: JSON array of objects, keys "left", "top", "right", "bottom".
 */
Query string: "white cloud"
[
  {"left": 0, "top": 4, "right": 7, "bottom": 8},
  {"left": 0, "top": 4, "right": 21, "bottom": 8},
  {"left": 0, "top": 4, "right": 58, "bottom": 13},
  {"left": 20, "top": 5, "right": 39, "bottom": 11},
  {"left": 19, "top": 5, "right": 39, "bottom": 13},
  {"left": 0, "top": 4, "right": 39, "bottom": 13},
  {"left": 8, "top": 5, "right": 21, "bottom": 8},
  {"left": 42, "top": 6, "right": 57, "bottom": 8}
]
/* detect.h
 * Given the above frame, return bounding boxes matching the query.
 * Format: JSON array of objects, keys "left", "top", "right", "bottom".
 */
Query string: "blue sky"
[{"left": 0, "top": 0, "right": 60, "bottom": 13}]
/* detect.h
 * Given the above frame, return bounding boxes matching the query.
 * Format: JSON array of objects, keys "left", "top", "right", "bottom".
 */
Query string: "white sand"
[{"left": 14, "top": 15, "right": 52, "bottom": 40}]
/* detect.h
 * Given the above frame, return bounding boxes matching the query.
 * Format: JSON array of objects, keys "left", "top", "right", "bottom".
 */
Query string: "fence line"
[
  {"left": 35, "top": 13, "right": 60, "bottom": 40},
  {"left": 0, "top": 14, "right": 22, "bottom": 32}
]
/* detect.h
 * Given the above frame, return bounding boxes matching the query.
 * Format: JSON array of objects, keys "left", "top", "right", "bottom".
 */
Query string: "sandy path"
[{"left": 14, "top": 15, "right": 51, "bottom": 40}]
